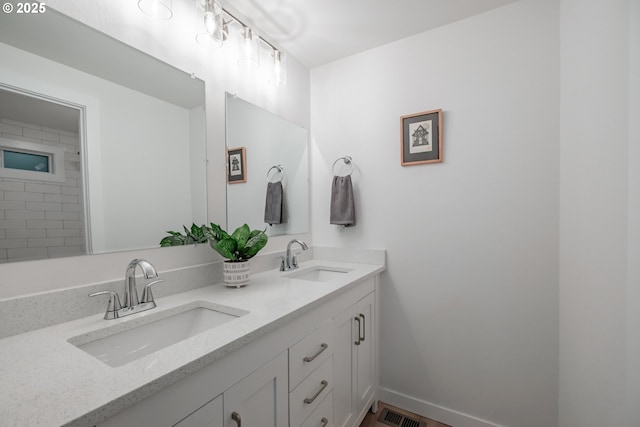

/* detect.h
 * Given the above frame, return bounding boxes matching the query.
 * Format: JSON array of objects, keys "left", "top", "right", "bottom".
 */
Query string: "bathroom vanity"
[{"left": 0, "top": 252, "right": 384, "bottom": 427}]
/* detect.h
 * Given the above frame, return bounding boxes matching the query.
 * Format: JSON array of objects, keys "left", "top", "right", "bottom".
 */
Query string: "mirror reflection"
[
  {"left": 225, "top": 94, "right": 308, "bottom": 236},
  {"left": 0, "top": 10, "right": 207, "bottom": 263}
]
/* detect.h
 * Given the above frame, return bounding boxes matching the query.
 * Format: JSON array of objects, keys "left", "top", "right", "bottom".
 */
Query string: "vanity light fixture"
[
  {"left": 271, "top": 49, "right": 287, "bottom": 87},
  {"left": 138, "top": 0, "right": 173, "bottom": 20},
  {"left": 195, "top": 0, "right": 226, "bottom": 47},
  {"left": 238, "top": 26, "right": 260, "bottom": 69},
  {"left": 140, "top": 1, "right": 288, "bottom": 86}
]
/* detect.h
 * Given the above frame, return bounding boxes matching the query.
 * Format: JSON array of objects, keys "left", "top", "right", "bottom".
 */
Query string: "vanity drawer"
[
  {"left": 299, "top": 390, "right": 333, "bottom": 427},
  {"left": 290, "top": 356, "right": 333, "bottom": 427},
  {"left": 289, "top": 322, "right": 333, "bottom": 390}
]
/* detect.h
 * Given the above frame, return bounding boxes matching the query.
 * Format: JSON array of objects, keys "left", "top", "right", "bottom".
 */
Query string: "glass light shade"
[
  {"left": 270, "top": 50, "right": 288, "bottom": 87},
  {"left": 138, "top": 0, "right": 173, "bottom": 20},
  {"left": 237, "top": 27, "right": 260, "bottom": 69},
  {"left": 195, "top": 0, "right": 224, "bottom": 47}
]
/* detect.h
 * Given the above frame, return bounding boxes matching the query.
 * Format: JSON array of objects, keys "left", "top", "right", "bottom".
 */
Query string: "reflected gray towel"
[
  {"left": 330, "top": 175, "right": 356, "bottom": 227},
  {"left": 264, "top": 181, "right": 286, "bottom": 225}
]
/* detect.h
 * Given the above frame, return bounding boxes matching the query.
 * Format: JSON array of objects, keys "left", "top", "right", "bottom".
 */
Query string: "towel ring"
[
  {"left": 332, "top": 156, "right": 354, "bottom": 176},
  {"left": 267, "top": 164, "right": 284, "bottom": 183}
]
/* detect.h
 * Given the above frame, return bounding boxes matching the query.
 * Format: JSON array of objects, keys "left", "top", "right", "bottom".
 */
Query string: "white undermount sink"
[
  {"left": 69, "top": 302, "right": 247, "bottom": 367},
  {"left": 286, "top": 266, "right": 353, "bottom": 282}
]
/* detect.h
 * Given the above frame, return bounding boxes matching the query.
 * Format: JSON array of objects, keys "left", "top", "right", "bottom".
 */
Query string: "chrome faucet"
[
  {"left": 281, "top": 239, "right": 309, "bottom": 271},
  {"left": 90, "top": 258, "right": 164, "bottom": 320},
  {"left": 124, "top": 258, "right": 158, "bottom": 307}
]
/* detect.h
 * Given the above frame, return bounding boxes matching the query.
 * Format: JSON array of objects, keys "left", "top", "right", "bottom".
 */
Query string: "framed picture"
[
  {"left": 400, "top": 109, "right": 442, "bottom": 166},
  {"left": 227, "top": 147, "right": 247, "bottom": 183}
]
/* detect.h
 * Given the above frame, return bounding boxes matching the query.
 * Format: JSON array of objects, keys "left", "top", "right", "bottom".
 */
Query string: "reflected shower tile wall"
[{"left": 0, "top": 117, "right": 85, "bottom": 262}]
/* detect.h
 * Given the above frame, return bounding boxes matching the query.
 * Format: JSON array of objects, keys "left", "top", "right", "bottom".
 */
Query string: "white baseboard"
[{"left": 378, "top": 387, "right": 506, "bottom": 427}]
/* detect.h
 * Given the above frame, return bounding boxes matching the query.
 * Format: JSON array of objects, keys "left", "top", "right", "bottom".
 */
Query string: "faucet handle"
[
  {"left": 140, "top": 279, "right": 164, "bottom": 304},
  {"left": 89, "top": 291, "right": 122, "bottom": 319},
  {"left": 292, "top": 254, "right": 299, "bottom": 268},
  {"left": 276, "top": 256, "right": 286, "bottom": 271}
]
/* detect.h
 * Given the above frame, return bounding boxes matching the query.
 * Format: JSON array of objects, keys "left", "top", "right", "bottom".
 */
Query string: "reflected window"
[{"left": 2, "top": 149, "right": 51, "bottom": 172}]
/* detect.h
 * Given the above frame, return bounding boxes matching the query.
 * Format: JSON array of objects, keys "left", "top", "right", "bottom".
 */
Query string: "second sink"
[
  {"left": 70, "top": 302, "right": 248, "bottom": 367},
  {"left": 286, "top": 266, "right": 352, "bottom": 282}
]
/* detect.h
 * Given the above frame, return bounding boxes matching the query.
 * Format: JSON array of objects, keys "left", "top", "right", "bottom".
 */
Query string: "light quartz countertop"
[{"left": 0, "top": 259, "right": 384, "bottom": 426}]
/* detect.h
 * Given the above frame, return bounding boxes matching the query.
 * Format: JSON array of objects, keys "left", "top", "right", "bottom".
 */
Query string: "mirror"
[
  {"left": 0, "top": 10, "right": 206, "bottom": 263},
  {"left": 225, "top": 94, "right": 308, "bottom": 236}
]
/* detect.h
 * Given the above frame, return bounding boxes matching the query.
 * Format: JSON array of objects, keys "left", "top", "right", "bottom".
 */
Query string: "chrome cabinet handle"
[
  {"left": 303, "top": 343, "right": 328, "bottom": 363},
  {"left": 321, "top": 417, "right": 329, "bottom": 426},
  {"left": 359, "top": 313, "right": 366, "bottom": 342},
  {"left": 354, "top": 316, "right": 361, "bottom": 345},
  {"left": 231, "top": 411, "right": 242, "bottom": 427},
  {"left": 304, "top": 380, "right": 328, "bottom": 404}
]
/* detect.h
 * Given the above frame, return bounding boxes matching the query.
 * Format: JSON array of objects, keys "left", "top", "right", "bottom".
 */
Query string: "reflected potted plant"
[
  {"left": 160, "top": 223, "right": 268, "bottom": 288},
  {"left": 159, "top": 223, "right": 208, "bottom": 247}
]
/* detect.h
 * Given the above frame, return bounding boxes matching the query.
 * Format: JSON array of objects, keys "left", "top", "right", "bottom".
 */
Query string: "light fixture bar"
[{"left": 221, "top": 8, "right": 279, "bottom": 53}]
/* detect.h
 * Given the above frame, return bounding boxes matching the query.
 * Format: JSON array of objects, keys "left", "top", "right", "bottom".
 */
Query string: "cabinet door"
[
  {"left": 354, "top": 292, "right": 375, "bottom": 412},
  {"left": 224, "top": 352, "right": 288, "bottom": 427},
  {"left": 332, "top": 291, "right": 376, "bottom": 427},
  {"left": 332, "top": 305, "right": 357, "bottom": 427},
  {"left": 174, "top": 394, "right": 223, "bottom": 427}
]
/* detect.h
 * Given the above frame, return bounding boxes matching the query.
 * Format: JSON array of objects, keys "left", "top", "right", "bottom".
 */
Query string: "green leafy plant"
[
  {"left": 202, "top": 223, "right": 268, "bottom": 262},
  {"left": 160, "top": 223, "right": 207, "bottom": 247},
  {"left": 160, "top": 223, "right": 268, "bottom": 262}
]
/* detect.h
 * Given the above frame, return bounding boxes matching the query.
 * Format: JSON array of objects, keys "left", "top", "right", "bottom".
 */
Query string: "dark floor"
[{"left": 358, "top": 401, "right": 452, "bottom": 427}]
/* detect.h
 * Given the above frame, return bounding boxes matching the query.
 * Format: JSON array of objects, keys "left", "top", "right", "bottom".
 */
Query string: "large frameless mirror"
[
  {"left": 0, "top": 9, "right": 206, "bottom": 263},
  {"left": 225, "top": 93, "right": 308, "bottom": 236}
]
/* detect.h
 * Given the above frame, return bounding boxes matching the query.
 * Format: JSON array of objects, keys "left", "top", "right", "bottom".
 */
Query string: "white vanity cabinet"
[
  {"left": 174, "top": 394, "right": 223, "bottom": 427},
  {"left": 99, "top": 352, "right": 288, "bottom": 427},
  {"left": 288, "top": 321, "right": 334, "bottom": 427},
  {"left": 224, "top": 352, "right": 289, "bottom": 427},
  {"left": 332, "top": 291, "right": 376, "bottom": 427},
  {"left": 97, "top": 276, "right": 378, "bottom": 427}
]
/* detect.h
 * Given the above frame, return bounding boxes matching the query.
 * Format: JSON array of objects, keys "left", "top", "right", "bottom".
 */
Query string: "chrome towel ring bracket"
[
  {"left": 267, "top": 164, "right": 285, "bottom": 183},
  {"left": 332, "top": 156, "right": 354, "bottom": 176}
]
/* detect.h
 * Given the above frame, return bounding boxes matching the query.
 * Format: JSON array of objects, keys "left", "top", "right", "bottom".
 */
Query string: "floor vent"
[{"left": 377, "top": 408, "right": 426, "bottom": 427}]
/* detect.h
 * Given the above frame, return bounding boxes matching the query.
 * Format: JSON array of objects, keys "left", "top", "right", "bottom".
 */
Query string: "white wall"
[
  {"left": 310, "top": 1, "right": 559, "bottom": 426},
  {"left": 558, "top": 0, "right": 634, "bottom": 425},
  {"left": 0, "top": 0, "right": 310, "bottom": 298},
  {"left": 627, "top": 2, "right": 640, "bottom": 424}
]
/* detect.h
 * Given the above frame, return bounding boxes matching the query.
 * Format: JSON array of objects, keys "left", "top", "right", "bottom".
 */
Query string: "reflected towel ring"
[
  {"left": 332, "top": 156, "right": 354, "bottom": 176},
  {"left": 267, "top": 164, "right": 284, "bottom": 183}
]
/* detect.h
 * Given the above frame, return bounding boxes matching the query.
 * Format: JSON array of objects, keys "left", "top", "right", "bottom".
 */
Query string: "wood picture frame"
[
  {"left": 400, "top": 109, "right": 443, "bottom": 166},
  {"left": 227, "top": 147, "right": 247, "bottom": 184}
]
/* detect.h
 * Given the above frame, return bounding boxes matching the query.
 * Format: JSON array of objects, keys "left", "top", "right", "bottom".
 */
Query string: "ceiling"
[
  {"left": 224, "top": 0, "right": 519, "bottom": 68},
  {"left": 0, "top": 88, "right": 79, "bottom": 133}
]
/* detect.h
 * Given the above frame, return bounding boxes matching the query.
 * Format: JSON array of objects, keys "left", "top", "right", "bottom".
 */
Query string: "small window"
[
  {"left": 0, "top": 137, "right": 66, "bottom": 182},
  {"left": 2, "top": 150, "right": 51, "bottom": 173}
]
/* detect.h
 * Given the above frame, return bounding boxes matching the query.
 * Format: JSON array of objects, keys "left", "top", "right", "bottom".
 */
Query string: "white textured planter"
[{"left": 223, "top": 260, "right": 250, "bottom": 288}]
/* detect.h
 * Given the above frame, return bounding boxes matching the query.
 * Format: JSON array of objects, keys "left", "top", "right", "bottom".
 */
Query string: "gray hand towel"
[
  {"left": 264, "top": 181, "right": 286, "bottom": 225},
  {"left": 330, "top": 175, "right": 356, "bottom": 227}
]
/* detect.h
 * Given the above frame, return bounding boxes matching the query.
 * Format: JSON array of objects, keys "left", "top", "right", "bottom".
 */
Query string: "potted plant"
[
  {"left": 160, "top": 223, "right": 268, "bottom": 287},
  {"left": 203, "top": 223, "right": 268, "bottom": 287}
]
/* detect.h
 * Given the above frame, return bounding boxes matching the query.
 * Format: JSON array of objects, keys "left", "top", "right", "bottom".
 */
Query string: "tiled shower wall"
[{"left": 0, "top": 118, "right": 85, "bottom": 262}]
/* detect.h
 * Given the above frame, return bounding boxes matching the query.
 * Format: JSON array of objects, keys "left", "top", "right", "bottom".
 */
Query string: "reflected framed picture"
[
  {"left": 400, "top": 109, "right": 442, "bottom": 166},
  {"left": 227, "top": 147, "right": 247, "bottom": 184}
]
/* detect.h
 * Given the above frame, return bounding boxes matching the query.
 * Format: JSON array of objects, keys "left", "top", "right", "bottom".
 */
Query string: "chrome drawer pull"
[
  {"left": 303, "top": 343, "right": 328, "bottom": 363},
  {"left": 354, "top": 316, "right": 361, "bottom": 345},
  {"left": 304, "top": 380, "right": 328, "bottom": 404},
  {"left": 359, "top": 313, "right": 366, "bottom": 342},
  {"left": 321, "top": 417, "right": 329, "bottom": 426},
  {"left": 231, "top": 411, "right": 242, "bottom": 427}
]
